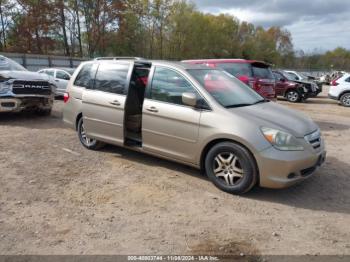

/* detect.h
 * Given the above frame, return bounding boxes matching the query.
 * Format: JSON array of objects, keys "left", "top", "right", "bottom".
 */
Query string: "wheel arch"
[
  {"left": 75, "top": 112, "right": 83, "bottom": 131},
  {"left": 284, "top": 88, "right": 300, "bottom": 96},
  {"left": 339, "top": 90, "right": 350, "bottom": 100},
  {"left": 199, "top": 138, "right": 259, "bottom": 177}
]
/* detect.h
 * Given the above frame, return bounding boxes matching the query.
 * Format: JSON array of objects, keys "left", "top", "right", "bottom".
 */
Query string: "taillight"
[
  {"left": 331, "top": 80, "right": 339, "bottom": 86},
  {"left": 63, "top": 92, "right": 70, "bottom": 103}
]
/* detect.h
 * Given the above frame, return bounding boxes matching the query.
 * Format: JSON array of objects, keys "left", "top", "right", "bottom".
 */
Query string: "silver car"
[
  {"left": 38, "top": 68, "right": 75, "bottom": 96},
  {"left": 63, "top": 59, "right": 326, "bottom": 194}
]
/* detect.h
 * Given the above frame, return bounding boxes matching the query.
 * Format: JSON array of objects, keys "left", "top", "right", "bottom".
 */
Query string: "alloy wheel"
[
  {"left": 80, "top": 123, "right": 96, "bottom": 147},
  {"left": 287, "top": 91, "right": 299, "bottom": 102},
  {"left": 341, "top": 94, "right": 350, "bottom": 106},
  {"left": 213, "top": 152, "right": 244, "bottom": 186}
]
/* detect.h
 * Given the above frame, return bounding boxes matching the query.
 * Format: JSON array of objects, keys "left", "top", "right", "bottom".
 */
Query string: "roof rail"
[{"left": 94, "top": 57, "right": 144, "bottom": 61}]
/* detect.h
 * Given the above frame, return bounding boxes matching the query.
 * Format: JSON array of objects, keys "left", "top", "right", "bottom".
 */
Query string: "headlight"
[
  {"left": 261, "top": 127, "right": 304, "bottom": 151},
  {"left": 0, "top": 82, "right": 11, "bottom": 94}
]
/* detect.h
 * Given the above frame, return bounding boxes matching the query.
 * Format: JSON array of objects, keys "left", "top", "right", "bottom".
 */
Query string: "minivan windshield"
[{"left": 187, "top": 69, "right": 266, "bottom": 108}]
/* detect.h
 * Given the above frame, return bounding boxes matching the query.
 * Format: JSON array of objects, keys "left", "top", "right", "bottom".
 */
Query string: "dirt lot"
[{"left": 0, "top": 87, "right": 349, "bottom": 256}]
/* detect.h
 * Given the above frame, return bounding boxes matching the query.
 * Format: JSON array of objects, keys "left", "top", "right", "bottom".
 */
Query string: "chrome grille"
[{"left": 305, "top": 129, "right": 322, "bottom": 150}]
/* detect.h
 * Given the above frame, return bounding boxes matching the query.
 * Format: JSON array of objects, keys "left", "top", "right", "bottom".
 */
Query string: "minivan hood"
[
  {"left": 230, "top": 102, "right": 318, "bottom": 137},
  {"left": 0, "top": 70, "right": 50, "bottom": 81}
]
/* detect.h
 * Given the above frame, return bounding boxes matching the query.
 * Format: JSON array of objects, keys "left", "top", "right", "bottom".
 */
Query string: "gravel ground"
[{"left": 0, "top": 87, "right": 349, "bottom": 256}]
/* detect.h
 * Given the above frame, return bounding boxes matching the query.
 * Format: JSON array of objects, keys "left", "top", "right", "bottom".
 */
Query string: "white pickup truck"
[{"left": 0, "top": 55, "right": 55, "bottom": 115}]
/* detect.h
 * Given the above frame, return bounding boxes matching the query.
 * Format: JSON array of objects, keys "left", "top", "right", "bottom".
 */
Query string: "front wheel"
[
  {"left": 285, "top": 90, "right": 301, "bottom": 103},
  {"left": 204, "top": 142, "right": 258, "bottom": 194},
  {"left": 77, "top": 117, "right": 105, "bottom": 150},
  {"left": 340, "top": 93, "right": 350, "bottom": 107}
]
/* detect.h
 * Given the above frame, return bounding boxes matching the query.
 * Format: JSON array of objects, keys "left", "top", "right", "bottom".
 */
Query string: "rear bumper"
[
  {"left": 256, "top": 146, "right": 326, "bottom": 189},
  {"left": 328, "top": 93, "right": 339, "bottom": 101}
]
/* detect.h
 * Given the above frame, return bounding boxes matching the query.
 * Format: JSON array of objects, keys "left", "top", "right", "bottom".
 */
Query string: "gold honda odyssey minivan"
[{"left": 63, "top": 58, "right": 326, "bottom": 194}]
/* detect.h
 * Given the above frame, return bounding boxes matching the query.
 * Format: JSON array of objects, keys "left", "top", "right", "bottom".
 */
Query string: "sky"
[{"left": 191, "top": 0, "right": 350, "bottom": 52}]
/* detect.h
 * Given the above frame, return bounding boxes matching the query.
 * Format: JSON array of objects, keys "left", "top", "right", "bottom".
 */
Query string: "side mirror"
[
  {"left": 280, "top": 78, "right": 286, "bottom": 82},
  {"left": 182, "top": 92, "right": 197, "bottom": 107}
]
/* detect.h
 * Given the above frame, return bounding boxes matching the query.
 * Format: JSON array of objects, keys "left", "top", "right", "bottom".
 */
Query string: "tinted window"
[
  {"left": 94, "top": 63, "right": 130, "bottom": 94},
  {"left": 286, "top": 72, "right": 299, "bottom": 81},
  {"left": 345, "top": 77, "right": 350, "bottom": 83},
  {"left": 151, "top": 67, "right": 197, "bottom": 105},
  {"left": 188, "top": 69, "right": 263, "bottom": 108},
  {"left": 74, "top": 64, "right": 95, "bottom": 88},
  {"left": 216, "top": 63, "right": 252, "bottom": 77},
  {"left": 56, "top": 70, "right": 70, "bottom": 80},
  {"left": 252, "top": 66, "right": 274, "bottom": 79},
  {"left": 273, "top": 72, "right": 284, "bottom": 80}
]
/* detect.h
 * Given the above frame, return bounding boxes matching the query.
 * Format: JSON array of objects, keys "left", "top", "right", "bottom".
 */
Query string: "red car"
[
  {"left": 183, "top": 59, "right": 276, "bottom": 99},
  {"left": 273, "top": 70, "right": 307, "bottom": 103}
]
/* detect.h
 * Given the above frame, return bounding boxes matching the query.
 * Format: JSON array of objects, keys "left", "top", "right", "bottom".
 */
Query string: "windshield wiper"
[
  {"left": 225, "top": 103, "right": 252, "bottom": 108},
  {"left": 225, "top": 99, "right": 269, "bottom": 108},
  {"left": 252, "top": 99, "right": 269, "bottom": 105}
]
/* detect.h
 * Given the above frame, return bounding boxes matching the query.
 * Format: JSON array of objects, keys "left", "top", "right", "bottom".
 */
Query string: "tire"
[
  {"left": 204, "top": 142, "right": 258, "bottom": 194},
  {"left": 77, "top": 117, "right": 105, "bottom": 150},
  {"left": 340, "top": 93, "right": 350, "bottom": 107},
  {"left": 285, "top": 90, "right": 301, "bottom": 103}
]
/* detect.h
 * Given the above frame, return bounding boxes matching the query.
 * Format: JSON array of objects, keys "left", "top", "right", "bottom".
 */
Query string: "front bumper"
[
  {"left": 256, "top": 146, "right": 326, "bottom": 189},
  {"left": 0, "top": 98, "right": 22, "bottom": 112},
  {"left": 0, "top": 95, "right": 53, "bottom": 112}
]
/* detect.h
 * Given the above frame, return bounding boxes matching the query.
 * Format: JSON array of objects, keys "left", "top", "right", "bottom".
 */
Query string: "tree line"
[{"left": 0, "top": 0, "right": 349, "bottom": 70}]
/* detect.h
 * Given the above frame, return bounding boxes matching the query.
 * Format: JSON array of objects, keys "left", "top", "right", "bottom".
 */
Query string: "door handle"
[
  {"left": 146, "top": 106, "right": 158, "bottom": 113},
  {"left": 109, "top": 100, "right": 121, "bottom": 106}
]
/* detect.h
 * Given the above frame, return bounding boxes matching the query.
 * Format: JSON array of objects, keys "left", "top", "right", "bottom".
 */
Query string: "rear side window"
[
  {"left": 74, "top": 64, "right": 95, "bottom": 88},
  {"left": 217, "top": 63, "right": 252, "bottom": 78},
  {"left": 94, "top": 63, "right": 130, "bottom": 95},
  {"left": 252, "top": 66, "right": 274, "bottom": 79}
]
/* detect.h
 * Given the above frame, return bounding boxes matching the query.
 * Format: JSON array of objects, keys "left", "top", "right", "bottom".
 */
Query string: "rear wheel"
[
  {"left": 77, "top": 117, "right": 105, "bottom": 150},
  {"left": 204, "top": 142, "right": 258, "bottom": 194},
  {"left": 285, "top": 90, "right": 301, "bottom": 103},
  {"left": 340, "top": 93, "right": 350, "bottom": 107}
]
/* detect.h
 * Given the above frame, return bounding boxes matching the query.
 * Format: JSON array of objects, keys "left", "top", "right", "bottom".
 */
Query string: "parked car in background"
[
  {"left": 285, "top": 70, "right": 323, "bottom": 88},
  {"left": 182, "top": 59, "right": 276, "bottom": 100},
  {"left": 273, "top": 70, "right": 306, "bottom": 102},
  {"left": 285, "top": 70, "right": 309, "bottom": 81},
  {"left": 328, "top": 73, "right": 350, "bottom": 107},
  {"left": 0, "top": 55, "right": 55, "bottom": 115},
  {"left": 319, "top": 73, "right": 331, "bottom": 85},
  {"left": 63, "top": 58, "right": 326, "bottom": 194},
  {"left": 283, "top": 70, "right": 322, "bottom": 98},
  {"left": 38, "top": 68, "right": 75, "bottom": 96}
]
